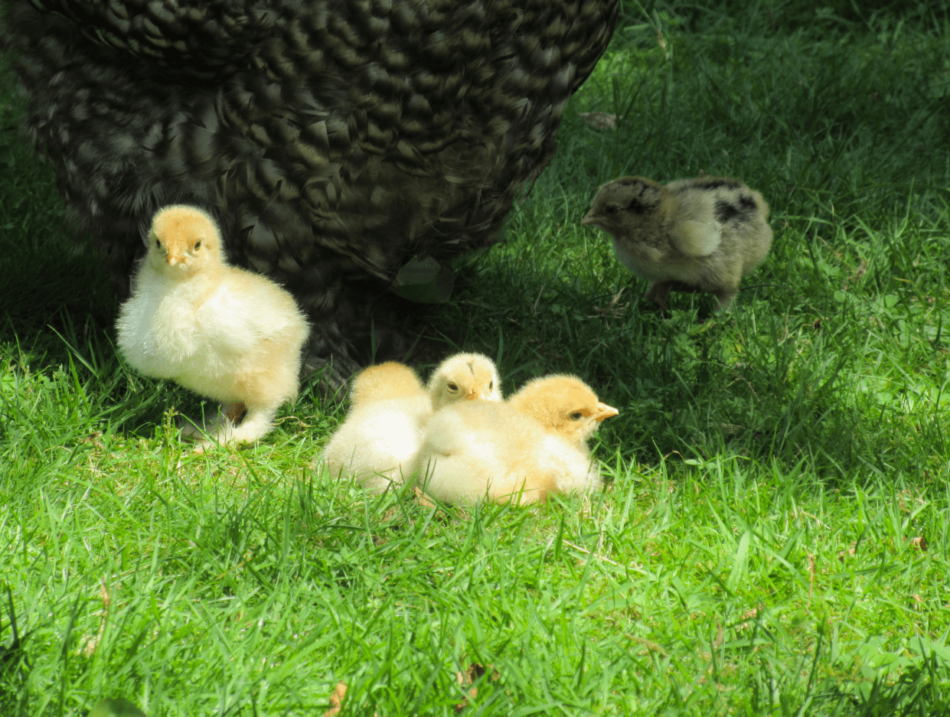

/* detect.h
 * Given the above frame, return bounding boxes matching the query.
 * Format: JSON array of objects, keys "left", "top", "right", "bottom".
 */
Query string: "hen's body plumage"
[{"left": 4, "top": 0, "right": 619, "bottom": 380}]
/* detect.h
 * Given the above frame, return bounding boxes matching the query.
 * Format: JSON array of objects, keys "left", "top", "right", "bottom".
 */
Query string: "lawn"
[{"left": 2, "top": 1, "right": 950, "bottom": 715}]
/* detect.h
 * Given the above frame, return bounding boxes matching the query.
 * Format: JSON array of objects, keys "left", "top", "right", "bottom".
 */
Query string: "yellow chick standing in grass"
[
  {"left": 582, "top": 175, "right": 772, "bottom": 311},
  {"left": 116, "top": 205, "right": 309, "bottom": 446},
  {"left": 322, "top": 353, "right": 502, "bottom": 492},
  {"left": 408, "top": 375, "right": 618, "bottom": 506}
]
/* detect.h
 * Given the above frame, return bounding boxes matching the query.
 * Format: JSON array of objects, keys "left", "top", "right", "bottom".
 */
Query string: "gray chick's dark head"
[{"left": 581, "top": 177, "right": 664, "bottom": 239}]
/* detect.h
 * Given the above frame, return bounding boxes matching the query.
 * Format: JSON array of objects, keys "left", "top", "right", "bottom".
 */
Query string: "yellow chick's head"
[
  {"left": 508, "top": 374, "right": 618, "bottom": 446},
  {"left": 427, "top": 352, "right": 503, "bottom": 410},
  {"left": 148, "top": 205, "right": 223, "bottom": 275},
  {"left": 580, "top": 176, "right": 665, "bottom": 242},
  {"left": 349, "top": 362, "right": 425, "bottom": 408}
]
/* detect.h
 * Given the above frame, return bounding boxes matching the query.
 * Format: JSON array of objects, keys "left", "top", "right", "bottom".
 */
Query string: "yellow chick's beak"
[
  {"left": 465, "top": 391, "right": 479, "bottom": 400},
  {"left": 594, "top": 403, "right": 619, "bottom": 422},
  {"left": 580, "top": 213, "right": 597, "bottom": 226}
]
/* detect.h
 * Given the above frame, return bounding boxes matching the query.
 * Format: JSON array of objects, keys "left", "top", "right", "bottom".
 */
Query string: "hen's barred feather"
[{"left": 3, "top": 0, "right": 619, "bottom": 383}]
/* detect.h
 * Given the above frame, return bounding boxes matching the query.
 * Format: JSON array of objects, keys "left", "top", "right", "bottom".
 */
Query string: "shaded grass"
[{"left": 2, "top": 1, "right": 950, "bottom": 715}]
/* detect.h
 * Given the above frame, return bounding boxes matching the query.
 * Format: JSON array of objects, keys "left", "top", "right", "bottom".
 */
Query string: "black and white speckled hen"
[{"left": 2, "top": 0, "right": 619, "bottom": 382}]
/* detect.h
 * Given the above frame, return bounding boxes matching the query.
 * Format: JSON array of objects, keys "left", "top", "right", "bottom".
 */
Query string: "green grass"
[{"left": 3, "top": 1, "right": 950, "bottom": 714}]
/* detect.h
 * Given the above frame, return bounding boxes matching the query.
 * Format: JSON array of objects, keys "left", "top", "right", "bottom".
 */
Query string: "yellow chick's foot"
[
  {"left": 582, "top": 176, "right": 772, "bottom": 312},
  {"left": 181, "top": 401, "right": 278, "bottom": 451}
]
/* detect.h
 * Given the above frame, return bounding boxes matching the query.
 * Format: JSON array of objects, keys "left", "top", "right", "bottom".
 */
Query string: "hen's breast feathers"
[{"left": 9, "top": 0, "right": 618, "bottom": 253}]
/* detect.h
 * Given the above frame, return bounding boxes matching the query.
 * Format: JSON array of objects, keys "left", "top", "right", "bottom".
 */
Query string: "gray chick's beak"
[{"left": 580, "top": 214, "right": 597, "bottom": 226}]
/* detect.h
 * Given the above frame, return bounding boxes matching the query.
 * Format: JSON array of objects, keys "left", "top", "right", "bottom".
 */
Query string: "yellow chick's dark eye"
[
  {"left": 447, "top": 382, "right": 459, "bottom": 392},
  {"left": 194, "top": 241, "right": 202, "bottom": 250},
  {"left": 569, "top": 411, "right": 584, "bottom": 421},
  {"left": 155, "top": 239, "right": 160, "bottom": 248}
]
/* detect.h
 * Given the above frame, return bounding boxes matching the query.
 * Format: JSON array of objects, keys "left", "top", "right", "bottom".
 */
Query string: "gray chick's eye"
[
  {"left": 570, "top": 412, "right": 584, "bottom": 421},
  {"left": 447, "top": 382, "right": 459, "bottom": 392},
  {"left": 155, "top": 239, "right": 160, "bottom": 248},
  {"left": 606, "top": 205, "right": 620, "bottom": 215}
]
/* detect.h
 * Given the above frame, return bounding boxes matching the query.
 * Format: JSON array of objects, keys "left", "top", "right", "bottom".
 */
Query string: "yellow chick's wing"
[
  {"left": 410, "top": 401, "right": 551, "bottom": 505},
  {"left": 194, "top": 272, "right": 309, "bottom": 359},
  {"left": 412, "top": 397, "right": 612, "bottom": 506}
]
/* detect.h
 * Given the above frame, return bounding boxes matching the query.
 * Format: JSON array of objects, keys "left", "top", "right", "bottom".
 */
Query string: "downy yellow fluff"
[{"left": 116, "top": 205, "right": 309, "bottom": 446}]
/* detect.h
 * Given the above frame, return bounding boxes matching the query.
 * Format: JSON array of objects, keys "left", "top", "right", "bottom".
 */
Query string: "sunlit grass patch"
[{"left": 3, "top": 1, "right": 950, "bottom": 714}]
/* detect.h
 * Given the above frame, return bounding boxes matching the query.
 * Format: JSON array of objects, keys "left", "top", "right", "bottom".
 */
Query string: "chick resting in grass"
[
  {"left": 322, "top": 353, "right": 502, "bottom": 492},
  {"left": 409, "top": 374, "right": 618, "bottom": 505},
  {"left": 116, "top": 205, "right": 309, "bottom": 446},
  {"left": 581, "top": 175, "right": 772, "bottom": 311}
]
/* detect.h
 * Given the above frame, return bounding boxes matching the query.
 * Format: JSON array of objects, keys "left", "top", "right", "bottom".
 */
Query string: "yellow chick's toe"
[
  {"left": 582, "top": 175, "right": 772, "bottom": 312},
  {"left": 410, "top": 374, "right": 617, "bottom": 506}
]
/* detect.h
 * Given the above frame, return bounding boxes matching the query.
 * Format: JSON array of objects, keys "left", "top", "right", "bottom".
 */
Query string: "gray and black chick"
[{"left": 582, "top": 176, "right": 772, "bottom": 311}]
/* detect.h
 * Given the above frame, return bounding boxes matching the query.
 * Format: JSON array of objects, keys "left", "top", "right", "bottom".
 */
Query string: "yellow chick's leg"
[
  {"left": 209, "top": 332, "right": 302, "bottom": 446},
  {"left": 180, "top": 402, "right": 245, "bottom": 440},
  {"left": 203, "top": 402, "right": 248, "bottom": 443},
  {"left": 217, "top": 402, "right": 280, "bottom": 445}
]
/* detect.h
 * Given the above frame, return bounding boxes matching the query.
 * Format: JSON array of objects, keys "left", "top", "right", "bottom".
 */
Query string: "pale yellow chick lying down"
[
  {"left": 408, "top": 375, "right": 618, "bottom": 505},
  {"left": 322, "top": 353, "right": 502, "bottom": 492}
]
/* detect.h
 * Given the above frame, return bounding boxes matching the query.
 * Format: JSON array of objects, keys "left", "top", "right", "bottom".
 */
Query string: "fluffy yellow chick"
[
  {"left": 116, "top": 205, "right": 309, "bottom": 446},
  {"left": 409, "top": 375, "right": 618, "bottom": 505},
  {"left": 322, "top": 353, "right": 502, "bottom": 491},
  {"left": 582, "top": 175, "right": 772, "bottom": 311}
]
